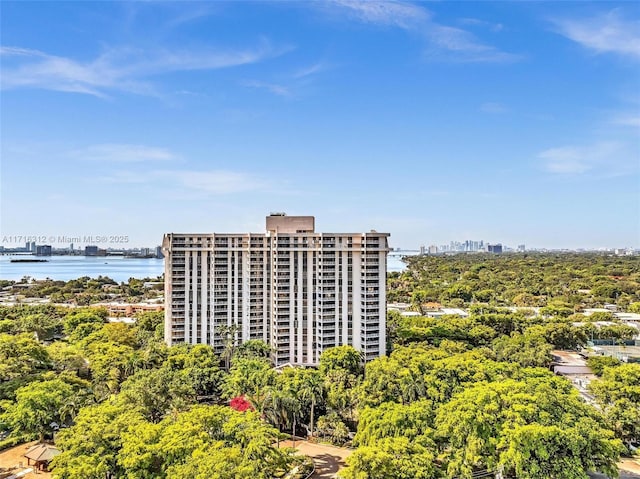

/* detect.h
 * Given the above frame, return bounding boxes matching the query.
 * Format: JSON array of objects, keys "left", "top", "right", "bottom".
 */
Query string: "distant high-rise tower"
[
  {"left": 163, "top": 214, "right": 390, "bottom": 366},
  {"left": 488, "top": 243, "right": 503, "bottom": 254}
]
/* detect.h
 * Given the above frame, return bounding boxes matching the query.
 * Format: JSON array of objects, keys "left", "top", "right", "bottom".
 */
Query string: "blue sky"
[{"left": 1, "top": 1, "right": 639, "bottom": 250}]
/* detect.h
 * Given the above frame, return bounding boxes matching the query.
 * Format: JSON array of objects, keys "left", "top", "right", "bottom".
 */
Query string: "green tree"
[
  {"left": 1, "top": 378, "right": 75, "bottom": 440},
  {"left": 316, "top": 412, "right": 350, "bottom": 445},
  {"left": 297, "top": 368, "right": 324, "bottom": 438},
  {"left": 589, "top": 363, "right": 640, "bottom": 445},
  {"left": 340, "top": 436, "right": 437, "bottom": 479},
  {"left": 223, "top": 357, "right": 277, "bottom": 403},
  {"left": 63, "top": 310, "right": 106, "bottom": 336},
  {"left": 164, "top": 344, "right": 223, "bottom": 400},
  {"left": 527, "top": 323, "right": 587, "bottom": 350},
  {"left": 436, "top": 378, "right": 620, "bottom": 479},
  {"left": 52, "top": 400, "right": 147, "bottom": 479},
  {"left": 47, "top": 342, "right": 86, "bottom": 373},
  {"left": 586, "top": 356, "right": 621, "bottom": 376},
  {"left": 118, "top": 367, "right": 196, "bottom": 423},
  {"left": 354, "top": 400, "right": 434, "bottom": 447},
  {"left": 16, "top": 313, "right": 61, "bottom": 341},
  {"left": 493, "top": 332, "right": 552, "bottom": 368},
  {"left": 234, "top": 339, "right": 272, "bottom": 361},
  {"left": 319, "top": 345, "right": 363, "bottom": 378},
  {"left": 0, "top": 333, "right": 50, "bottom": 381},
  {"left": 135, "top": 310, "right": 164, "bottom": 333},
  {"left": 501, "top": 421, "right": 621, "bottom": 479},
  {"left": 218, "top": 324, "right": 241, "bottom": 371}
]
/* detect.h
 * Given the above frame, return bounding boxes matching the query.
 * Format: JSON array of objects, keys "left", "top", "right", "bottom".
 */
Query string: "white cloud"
[
  {"left": 425, "top": 24, "right": 518, "bottom": 62},
  {"left": 480, "top": 102, "right": 508, "bottom": 114},
  {"left": 241, "top": 61, "right": 328, "bottom": 98},
  {"left": 552, "top": 10, "right": 640, "bottom": 59},
  {"left": 98, "top": 171, "right": 151, "bottom": 183},
  {"left": 612, "top": 115, "right": 640, "bottom": 127},
  {"left": 0, "top": 46, "right": 48, "bottom": 57},
  {"left": 0, "top": 40, "right": 288, "bottom": 97},
  {"left": 99, "top": 167, "right": 278, "bottom": 195},
  {"left": 458, "top": 18, "right": 504, "bottom": 32},
  {"left": 328, "top": 0, "right": 428, "bottom": 29},
  {"left": 156, "top": 170, "right": 273, "bottom": 195},
  {"left": 293, "top": 62, "right": 327, "bottom": 79},
  {"left": 71, "top": 144, "right": 178, "bottom": 163},
  {"left": 538, "top": 141, "right": 633, "bottom": 175},
  {"left": 322, "top": 1, "right": 517, "bottom": 63},
  {"left": 242, "top": 80, "right": 292, "bottom": 97}
]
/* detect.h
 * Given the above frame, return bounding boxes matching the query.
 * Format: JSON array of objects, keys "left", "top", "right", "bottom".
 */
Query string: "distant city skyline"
[{"left": 1, "top": 2, "right": 639, "bottom": 250}]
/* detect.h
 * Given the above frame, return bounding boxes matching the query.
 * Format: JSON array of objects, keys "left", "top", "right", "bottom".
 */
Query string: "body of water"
[
  {"left": 0, "top": 255, "right": 164, "bottom": 283},
  {"left": 388, "top": 255, "right": 407, "bottom": 273},
  {"left": 0, "top": 251, "right": 413, "bottom": 282}
]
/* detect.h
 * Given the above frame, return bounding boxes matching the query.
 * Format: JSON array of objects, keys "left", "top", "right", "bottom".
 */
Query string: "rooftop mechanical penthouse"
[{"left": 163, "top": 214, "right": 390, "bottom": 366}]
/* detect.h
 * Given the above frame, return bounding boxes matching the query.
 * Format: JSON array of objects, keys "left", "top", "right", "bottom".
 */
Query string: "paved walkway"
[
  {"left": 281, "top": 440, "right": 353, "bottom": 479},
  {"left": 620, "top": 459, "right": 640, "bottom": 476},
  {"left": 0, "top": 441, "right": 51, "bottom": 479}
]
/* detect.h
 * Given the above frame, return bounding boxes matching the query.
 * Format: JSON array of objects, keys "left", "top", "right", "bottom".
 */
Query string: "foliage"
[
  {"left": 391, "top": 253, "right": 640, "bottom": 309},
  {"left": 234, "top": 339, "right": 272, "bottom": 360},
  {"left": 501, "top": 421, "right": 621, "bottom": 479},
  {"left": 5, "top": 275, "right": 163, "bottom": 305},
  {"left": 492, "top": 331, "right": 553, "bottom": 368},
  {"left": 52, "top": 400, "right": 147, "bottom": 478},
  {"left": 319, "top": 345, "right": 363, "bottom": 377},
  {"left": 354, "top": 400, "right": 434, "bottom": 447},
  {"left": 223, "top": 357, "right": 276, "bottom": 401},
  {"left": 435, "top": 378, "right": 621, "bottom": 478},
  {"left": 587, "top": 356, "right": 621, "bottom": 376},
  {"left": 589, "top": 363, "right": 640, "bottom": 445},
  {"left": 0, "top": 378, "right": 76, "bottom": 440},
  {"left": 0, "top": 332, "right": 50, "bottom": 381},
  {"left": 340, "top": 436, "right": 437, "bottom": 479},
  {"left": 316, "top": 412, "right": 350, "bottom": 445},
  {"left": 0, "top": 252, "right": 634, "bottom": 479}
]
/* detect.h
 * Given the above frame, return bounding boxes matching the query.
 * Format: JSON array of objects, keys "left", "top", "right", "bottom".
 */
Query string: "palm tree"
[
  {"left": 284, "top": 394, "right": 302, "bottom": 447},
  {"left": 299, "top": 370, "right": 324, "bottom": 438},
  {"left": 217, "top": 324, "right": 241, "bottom": 371},
  {"left": 262, "top": 387, "right": 288, "bottom": 447}
]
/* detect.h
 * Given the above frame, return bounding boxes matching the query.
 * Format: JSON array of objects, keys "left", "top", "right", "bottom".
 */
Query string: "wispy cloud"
[
  {"left": 156, "top": 170, "right": 274, "bottom": 195},
  {"left": 293, "top": 62, "right": 327, "bottom": 79},
  {"left": 328, "top": 0, "right": 428, "bottom": 29},
  {"left": 241, "top": 61, "right": 328, "bottom": 98},
  {"left": 424, "top": 24, "right": 518, "bottom": 63},
  {"left": 98, "top": 171, "right": 151, "bottom": 184},
  {"left": 242, "top": 80, "right": 292, "bottom": 97},
  {"left": 71, "top": 144, "right": 178, "bottom": 162},
  {"left": 539, "top": 141, "right": 635, "bottom": 176},
  {"left": 612, "top": 114, "right": 640, "bottom": 128},
  {"left": 552, "top": 10, "right": 640, "bottom": 59},
  {"left": 480, "top": 102, "right": 508, "bottom": 114},
  {"left": 0, "top": 40, "right": 288, "bottom": 97},
  {"left": 165, "top": 4, "right": 219, "bottom": 29},
  {"left": 322, "top": 1, "right": 517, "bottom": 63},
  {"left": 459, "top": 18, "right": 504, "bottom": 33},
  {"left": 97, "top": 166, "right": 280, "bottom": 195}
]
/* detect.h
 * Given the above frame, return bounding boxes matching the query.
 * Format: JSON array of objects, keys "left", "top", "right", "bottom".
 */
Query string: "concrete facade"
[{"left": 163, "top": 214, "right": 389, "bottom": 366}]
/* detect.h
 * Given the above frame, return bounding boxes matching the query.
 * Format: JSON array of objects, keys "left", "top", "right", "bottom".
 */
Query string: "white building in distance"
[{"left": 162, "top": 214, "right": 389, "bottom": 366}]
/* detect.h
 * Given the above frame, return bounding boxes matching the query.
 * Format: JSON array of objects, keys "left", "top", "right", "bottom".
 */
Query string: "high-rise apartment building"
[{"left": 162, "top": 214, "right": 389, "bottom": 366}]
